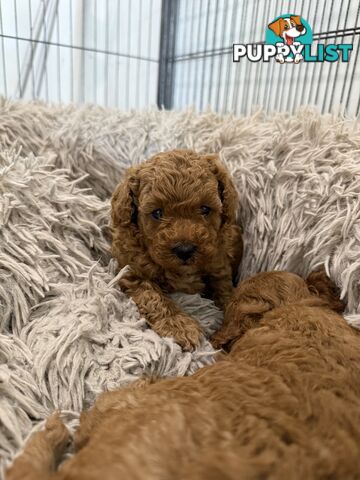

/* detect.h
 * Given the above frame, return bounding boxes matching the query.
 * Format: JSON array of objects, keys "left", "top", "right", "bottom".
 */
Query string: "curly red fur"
[
  {"left": 7, "top": 270, "right": 360, "bottom": 480},
  {"left": 111, "top": 150, "right": 243, "bottom": 349}
]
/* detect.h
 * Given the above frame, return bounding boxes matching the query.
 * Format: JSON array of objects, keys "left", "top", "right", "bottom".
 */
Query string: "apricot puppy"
[
  {"left": 111, "top": 150, "right": 243, "bottom": 349},
  {"left": 7, "top": 269, "right": 360, "bottom": 480}
]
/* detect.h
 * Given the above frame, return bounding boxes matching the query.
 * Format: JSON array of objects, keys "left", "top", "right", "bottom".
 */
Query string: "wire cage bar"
[
  {"left": 0, "top": 0, "right": 359, "bottom": 116},
  {"left": 172, "top": 0, "right": 360, "bottom": 116}
]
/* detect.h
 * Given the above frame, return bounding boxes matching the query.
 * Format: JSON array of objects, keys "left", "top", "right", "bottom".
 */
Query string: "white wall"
[{"left": 0, "top": 0, "right": 162, "bottom": 108}]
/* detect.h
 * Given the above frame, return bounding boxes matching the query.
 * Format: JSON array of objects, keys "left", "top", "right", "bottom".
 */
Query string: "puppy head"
[
  {"left": 111, "top": 150, "right": 239, "bottom": 276},
  {"left": 211, "top": 269, "right": 344, "bottom": 352},
  {"left": 268, "top": 15, "right": 306, "bottom": 44},
  {"left": 211, "top": 272, "right": 315, "bottom": 352}
]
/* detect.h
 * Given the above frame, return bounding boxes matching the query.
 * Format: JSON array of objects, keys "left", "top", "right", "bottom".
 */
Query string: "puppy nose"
[
  {"left": 296, "top": 25, "right": 304, "bottom": 32},
  {"left": 171, "top": 243, "right": 197, "bottom": 261}
]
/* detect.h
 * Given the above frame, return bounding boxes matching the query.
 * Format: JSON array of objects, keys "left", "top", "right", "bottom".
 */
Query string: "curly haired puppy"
[
  {"left": 111, "top": 150, "right": 243, "bottom": 349},
  {"left": 8, "top": 269, "right": 360, "bottom": 480}
]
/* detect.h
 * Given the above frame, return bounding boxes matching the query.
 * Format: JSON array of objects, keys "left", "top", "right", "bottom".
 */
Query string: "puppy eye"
[
  {"left": 284, "top": 25, "right": 289, "bottom": 29},
  {"left": 151, "top": 208, "right": 163, "bottom": 220},
  {"left": 200, "top": 205, "right": 212, "bottom": 216}
]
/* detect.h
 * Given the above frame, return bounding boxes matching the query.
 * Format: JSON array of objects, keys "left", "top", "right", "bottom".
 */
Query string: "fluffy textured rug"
[{"left": 0, "top": 99, "right": 359, "bottom": 476}]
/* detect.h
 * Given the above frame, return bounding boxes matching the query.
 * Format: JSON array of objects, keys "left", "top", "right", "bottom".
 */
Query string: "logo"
[
  {"left": 233, "top": 14, "right": 352, "bottom": 63},
  {"left": 267, "top": 14, "right": 312, "bottom": 63}
]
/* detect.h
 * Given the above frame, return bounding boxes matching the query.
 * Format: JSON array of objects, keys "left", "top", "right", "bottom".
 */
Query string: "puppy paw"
[
  {"left": 209, "top": 332, "right": 222, "bottom": 350},
  {"left": 154, "top": 314, "right": 203, "bottom": 351},
  {"left": 6, "top": 413, "right": 70, "bottom": 480},
  {"left": 172, "top": 316, "right": 203, "bottom": 351},
  {"left": 44, "top": 413, "right": 71, "bottom": 454}
]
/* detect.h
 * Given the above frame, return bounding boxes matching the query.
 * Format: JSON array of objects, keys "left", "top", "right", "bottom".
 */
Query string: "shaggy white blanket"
[{"left": 0, "top": 99, "right": 359, "bottom": 476}]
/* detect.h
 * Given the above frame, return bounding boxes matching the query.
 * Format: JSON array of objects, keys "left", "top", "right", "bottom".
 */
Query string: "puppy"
[
  {"left": 111, "top": 150, "right": 243, "bottom": 349},
  {"left": 268, "top": 15, "right": 306, "bottom": 63},
  {"left": 7, "top": 269, "right": 360, "bottom": 480}
]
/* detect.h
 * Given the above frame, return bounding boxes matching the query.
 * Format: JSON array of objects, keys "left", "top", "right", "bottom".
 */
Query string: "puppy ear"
[
  {"left": 111, "top": 167, "right": 144, "bottom": 271},
  {"left": 111, "top": 167, "right": 160, "bottom": 279},
  {"left": 211, "top": 297, "right": 271, "bottom": 352},
  {"left": 268, "top": 18, "right": 282, "bottom": 37},
  {"left": 111, "top": 167, "right": 140, "bottom": 229},
  {"left": 306, "top": 267, "right": 345, "bottom": 314},
  {"left": 290, "top": 15, "right": 302, "bottom": 26},
  {"left": 204, "top": 154, "right": 238, "bottom": 225}
]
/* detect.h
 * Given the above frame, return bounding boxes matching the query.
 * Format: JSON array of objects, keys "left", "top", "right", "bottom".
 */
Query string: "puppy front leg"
[
  {"left": 205, "top": 256, "right": 235, "bottom": 310},
  {"left": 207, "top": 273, "right": 234, "bottom": 311},
  {"left": 119, "top": 274, "right": 203, "bottom": 350},
  {"left": 6, "top": 413, "right": 69, "bottom": 480}
]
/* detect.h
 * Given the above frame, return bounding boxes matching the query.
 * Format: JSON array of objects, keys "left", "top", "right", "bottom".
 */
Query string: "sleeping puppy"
[
  {"left": 7, "top": 269, "right": 360, "bottom": 480},
  {"left": 110, "top": 150, "right": 243, "bottom": 350}
]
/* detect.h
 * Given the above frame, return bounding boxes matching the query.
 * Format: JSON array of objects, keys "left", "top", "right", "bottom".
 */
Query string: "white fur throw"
[{"left": 0, "top": 99, "right": 359, "bottom": 476}]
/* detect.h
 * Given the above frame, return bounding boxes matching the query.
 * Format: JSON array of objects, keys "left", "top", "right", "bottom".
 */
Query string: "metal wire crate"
[{"left": 0, "top": 0, "right": 359, "bottom": 115}]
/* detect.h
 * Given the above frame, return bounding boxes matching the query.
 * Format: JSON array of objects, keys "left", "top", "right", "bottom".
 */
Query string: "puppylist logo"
[
  {"left": 267, "top": 14, "right": 312, "bottom": 63},
  {"left": 233, "top": 14, "right": 353, "bottom": 64}
]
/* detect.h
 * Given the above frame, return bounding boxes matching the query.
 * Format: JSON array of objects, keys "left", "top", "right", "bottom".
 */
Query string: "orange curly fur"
[
  {"left": 7, "top": 269, "right": 360, "bottom": 480},
  {"left": 111, "top": 150, "right": 243, "bottom": 349},
  {"left": 211, "top": 266, "right": 346, "bottom": 351}
]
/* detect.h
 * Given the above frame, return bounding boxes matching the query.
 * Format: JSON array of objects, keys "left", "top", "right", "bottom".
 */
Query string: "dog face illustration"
[{"left": 268, "top": 15, "right": 306, "bottom": 45}]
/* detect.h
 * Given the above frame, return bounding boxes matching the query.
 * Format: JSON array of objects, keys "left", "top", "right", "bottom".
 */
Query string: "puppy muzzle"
[{"left": 171, "top": 242, "right": 197, "bottom": 262}]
